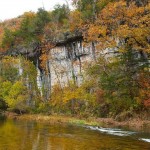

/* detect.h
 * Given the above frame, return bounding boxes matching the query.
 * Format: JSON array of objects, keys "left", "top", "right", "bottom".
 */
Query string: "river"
[{"left": 0, "top": 118, "right": 150, "bottom": 150}]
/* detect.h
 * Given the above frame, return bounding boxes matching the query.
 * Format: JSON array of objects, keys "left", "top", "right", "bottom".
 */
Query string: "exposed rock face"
[
  {"left": 37, "top": 39, "right": 98, "bottom": 99},
  {"left": 37, "top": 36, "right": 117, "bottom": 99},
  {"left": 1, "top": 35, "right": 114, "bottom": 99}
]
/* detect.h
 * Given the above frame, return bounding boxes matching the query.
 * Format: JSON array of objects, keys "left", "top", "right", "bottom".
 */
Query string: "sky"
[{"left": 0, "top": 0, "right": 72, "bottom": 21}]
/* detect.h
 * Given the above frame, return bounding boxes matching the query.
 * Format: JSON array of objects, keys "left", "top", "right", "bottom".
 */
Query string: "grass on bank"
[{"left": 4, "top": 112, "right": 150, "bottom": 131}]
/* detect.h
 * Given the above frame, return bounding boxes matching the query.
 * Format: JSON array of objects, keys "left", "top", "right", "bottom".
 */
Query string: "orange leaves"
[
  {"left": 86, "top": 25, "right": 100, "bottom": 42},
  {"left": 0, "top": 17, "right": 23, "bottom": 52},
  {"left": 86, "top": 24, "right": 107, "bottom": 42},
  {"left": 144, "top": 99, "right": 150, "bottom": 107},
  {"left": 115, "top": 25, "right": 131, "bottom": 39},
  {"left": 69, "top": 10, "right": 83, "bottom": 32},
  {"left": 91, "top": 0, "right": 150, "bottom": 53},
  {"left": 40, "top": 53, "right": 48, "bottom": 70},
  {"left": 2, "top": 18, "right": 22, "bottom": 32},
  {"left": 126, "top": 4, "right": 143, "bottom": 18},
  {"left": 39, "top": 42, "right": 55, "bottom": 72},
  {"left": 100, "top": 1, "right": 126, "bottom": 25}
]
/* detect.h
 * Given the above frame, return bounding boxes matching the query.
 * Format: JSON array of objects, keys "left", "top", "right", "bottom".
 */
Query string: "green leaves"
[
  {"left": 0, "top": 81, "right": 12, "bottom": 98},
  {"left": 0, "top": 56, "right": 39, "bottom": 112},
  {"left": 5, "top": 81, "right": 28, "bottom": 109},
  {"left": 1, "top": 29, "right": 15, "bottom": 49}
]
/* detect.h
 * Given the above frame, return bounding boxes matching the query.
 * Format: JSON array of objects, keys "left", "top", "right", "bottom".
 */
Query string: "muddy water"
[{"left": 0, "top": 118, "right": 149, "bottom": 150}]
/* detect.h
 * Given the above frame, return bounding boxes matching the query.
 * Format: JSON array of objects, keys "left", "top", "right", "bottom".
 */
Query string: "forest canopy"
[{"left": 0, "top": 0, "right": 149, "bottom": 118}]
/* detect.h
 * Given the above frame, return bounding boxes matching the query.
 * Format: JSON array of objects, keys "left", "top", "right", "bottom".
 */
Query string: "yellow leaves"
[
  {"left": 63, "top": 87, "right": 87, "bottom": 104},
  {"left": 0, "top": 79, "right": 28, "bottom": 108},
  {"left": 116, "top": 25, "right": 131, "bottom": 39},
  {"left": 51, "top": 82, "right": 97, "bottom": 108},
  {"left": 1, "top": 56, "right": 19, "bottom": 67},
  {"left": 63, "top": 89, "right": 76, "bottom": 103},
  {"left": 23, "top": 11, "right": 36, "bottom": 19},
  {"left": 86, "top": 24, "right": 107, "bottom": 42},
  {"left": 0, "top": 81, "right": 12, "bottom": 97},
  {"left": 5, "top": 81, "right": 28, "bottom": 108}
]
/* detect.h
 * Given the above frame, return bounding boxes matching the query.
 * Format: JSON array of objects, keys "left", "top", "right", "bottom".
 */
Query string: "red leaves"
[{"left": 144, "top": 99, "right": 150, "bottom": 107}]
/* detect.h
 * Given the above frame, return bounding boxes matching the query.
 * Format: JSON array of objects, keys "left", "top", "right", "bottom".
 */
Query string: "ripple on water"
[
  {"left": 87, "top": 126, "right": 150, "bottom": 143},
  {"left": 87, "top": 126, "right": 136, "bottom": 137},
  {"left": 139, "top": 138, "right": 150, "bottom": 143}
]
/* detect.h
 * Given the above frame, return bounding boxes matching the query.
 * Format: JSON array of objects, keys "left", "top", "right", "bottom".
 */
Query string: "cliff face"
[
  {"left": 0, "top": 32, "right": 116, "bottom": 100},
  {"left": 36, "top": 36, "right": 117, "bottom": 99},
  {"left": 0, "top": 35, "right": 115, "bottom": 100},
  {"left": 37, "top": 38, "right": 98, "bottom": 99}
]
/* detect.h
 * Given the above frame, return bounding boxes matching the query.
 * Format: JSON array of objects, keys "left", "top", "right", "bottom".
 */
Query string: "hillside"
[{"left": 0, "top": 0, "right": 150, "bottom": 120}]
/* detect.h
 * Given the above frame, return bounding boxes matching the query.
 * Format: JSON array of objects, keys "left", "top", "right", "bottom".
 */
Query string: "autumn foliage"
[{"left": 0, "top": 0, "right": 149, "bottom": 117}]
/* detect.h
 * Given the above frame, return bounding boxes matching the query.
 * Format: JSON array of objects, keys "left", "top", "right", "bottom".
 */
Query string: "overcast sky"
[{"left": 0, "top": 0, "right": 71, "bottom": 21}]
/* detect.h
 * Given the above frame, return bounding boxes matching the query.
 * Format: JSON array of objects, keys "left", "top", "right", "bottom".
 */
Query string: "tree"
[
  {"left": 33, "top": 8, "right": 51, "bottom": 37},
  {"left": 52, "top": 4, "right": 70, "bottom": 26},
  {"left": 80, "top": 0, "right": 150, "bottom": 115},
  {"left": 72, "top": 0, "right": 115, "bottom": 22},
  {"left": 0, "top": 56, "right": 40, "bottom": 113},
  {"left": 0, "top": 56, "right": 19, "bottom": 82},
  {"left": 4, "top": 81, "right": 28, "bottom": 113},
  {"left": 1, "top": 29, "right": 15, "bottom": 49}
]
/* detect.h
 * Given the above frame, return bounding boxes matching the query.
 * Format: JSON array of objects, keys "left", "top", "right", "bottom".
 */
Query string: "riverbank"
[{"left": 4, "top": 112, "right": 150, "bottom": 132}]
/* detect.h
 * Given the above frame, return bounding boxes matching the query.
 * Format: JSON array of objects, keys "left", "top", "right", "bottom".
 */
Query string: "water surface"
[{"left": 0, "top": 118, "right": 150, "bottom": 150}]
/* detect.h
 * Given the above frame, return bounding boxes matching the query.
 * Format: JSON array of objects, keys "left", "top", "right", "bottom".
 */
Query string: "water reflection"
[{"left": 0, "top": 119, "right": 149, "bottom": 150}]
